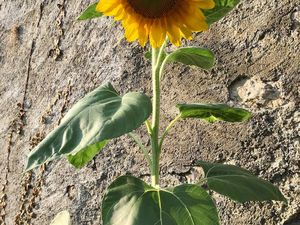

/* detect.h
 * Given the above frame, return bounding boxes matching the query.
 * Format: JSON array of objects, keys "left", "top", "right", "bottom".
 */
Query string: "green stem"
[
  {"left": 151, "top": 42, "right": 167, "bottom": 187},
  {"left": 159, "top": 54, "right": 171, "bottom": 80},
  {"left": 151, "top": 47, "right": 160, "bottom": 187},
  {"left": 144, "top": 120, "right": 152, "bottom": 134},
  {"left": 159, "top": 114, "right": 181, "bottom": 151},
  {"left": 128, "top": 133, "right": 152, "bottom": 167},
  {"left": 196, "top": 177, "right": 208, "bottom": 186}
]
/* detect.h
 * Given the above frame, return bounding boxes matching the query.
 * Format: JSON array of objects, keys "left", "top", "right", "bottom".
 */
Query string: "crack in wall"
[
  {"left": 48, "top": 0, "right": 67, "bottom": 61},
  {"left": 36, "top": 2, "right": 45, "bottom": 28}
]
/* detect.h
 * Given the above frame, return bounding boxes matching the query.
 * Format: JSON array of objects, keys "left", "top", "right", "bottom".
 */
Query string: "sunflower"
[{"left": 96, "top": 0, "right": 215, "bottom": 48}]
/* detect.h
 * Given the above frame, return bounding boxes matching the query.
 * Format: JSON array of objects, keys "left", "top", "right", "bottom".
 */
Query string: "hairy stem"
[
  {"left": 159, "top": 54, "right": 172, "bottom": 80},
  {"left": 150, "top": 42, "right": 167, "bottom": 187},
  {"left": 151, "top": 47, "right": 160, "bottom": 187}
]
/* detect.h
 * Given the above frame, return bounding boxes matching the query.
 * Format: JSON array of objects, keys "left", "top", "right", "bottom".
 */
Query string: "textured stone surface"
[{"left": 0, "top": 0, "right": 299, "bottom": 224}]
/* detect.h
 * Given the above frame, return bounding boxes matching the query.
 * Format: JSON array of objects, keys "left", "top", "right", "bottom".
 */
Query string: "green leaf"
[
  {"left": 78, "top": 2, "right": 102, "bottom": 21},
  {"left": 167, "top": 47, "right": 215, "bottom": 70},
  {"left": 102, "top": 176, "right": 220, "bottom": 225},
  {"left": 144, "top": 51, "right": 152, "bottom": 59},
  {"left": 203, "top": 0, "right": 241, "bottom": 25},
  {"left": 67, "top": 140, "right": 109, "bottom": 168},
  {"left": 196, "top": 161, "right": 287, "bottom": 203},
  {"left": 177, "top": 103, "right": 251, "bottom": 123},
  {"left": 25, "top": 83, "right": 152, "bottom": 171}
]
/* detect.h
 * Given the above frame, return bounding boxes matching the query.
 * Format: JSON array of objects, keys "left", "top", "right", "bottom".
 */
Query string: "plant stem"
[
  {"left": 159, "top": 114, "right": 181, "bottom": 151},
  {"left": 196, "top": 177, "right": 208, "bottom": 186},
  {"left": 150, "top": 42, "right": 167, "bottom": 187},
  {"left": 159, "top": 54, "right": 171, "bottom": 80},
  {"left": 151, "top": 47, "right": 160, "bottom": 187},
  {"left": 128, "top": 132, "right": 152, "bottom": 167},
  {"left": 144, "top": 120, "right": 152, "bottom": 134}
]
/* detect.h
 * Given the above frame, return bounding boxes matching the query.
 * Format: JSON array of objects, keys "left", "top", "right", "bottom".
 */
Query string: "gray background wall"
[{"left": 0, "top": 0, "right": 299, "bottom": 224}]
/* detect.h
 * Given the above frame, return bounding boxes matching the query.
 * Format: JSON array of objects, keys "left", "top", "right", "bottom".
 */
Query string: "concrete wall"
[{"left": 0, "top": 0, "right": 299, "bottom": 224}]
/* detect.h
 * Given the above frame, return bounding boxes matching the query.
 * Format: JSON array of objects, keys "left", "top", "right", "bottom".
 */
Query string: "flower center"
[{"left": 128, "top": 0, "right": 177, "bottom": 18}]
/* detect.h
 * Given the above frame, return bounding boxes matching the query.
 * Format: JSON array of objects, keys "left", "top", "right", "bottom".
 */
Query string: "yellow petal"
[
  {"left": 150, "top": 19, "right": 166, "bottom": 48},
  {"left": 194, "top": 0, "right": 216, "bottom": 9}
]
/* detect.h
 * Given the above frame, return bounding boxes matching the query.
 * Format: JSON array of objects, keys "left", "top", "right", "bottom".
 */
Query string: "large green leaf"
[
  {"left": 78, "top": 2, "right": 102, "bottom": 21},
  {"left": 167, "top": 48, "right": 215, "bottom": 70},
  {"left": 25, "top": 83, "right": 152, "bottom": 171},
  {"left": 197, "top": 161, "right": 287, "bottom": 203},
  {"left": 203, "top": 0, "right": 241, "bottom": 25},
  {"left": 102, "top": 176, "right": 220, "bottom": 225},
  {"left": 177, "top": 103, "right": 251, "bottom": 123}
]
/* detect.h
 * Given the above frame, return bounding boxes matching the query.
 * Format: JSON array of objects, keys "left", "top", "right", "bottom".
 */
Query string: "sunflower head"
[
  {"left": 97, "top": 0, "right": 215, "bottom": 48},
  {"left": 127, "top": 0, "right": 177, "bottom": 18}
]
